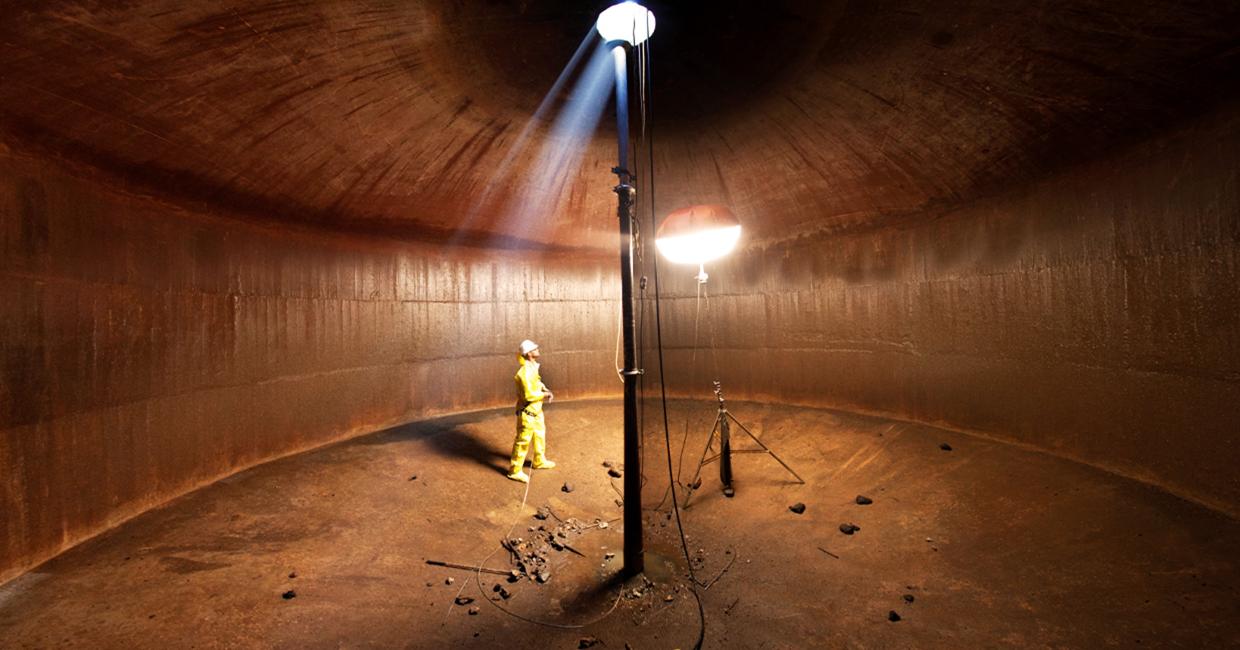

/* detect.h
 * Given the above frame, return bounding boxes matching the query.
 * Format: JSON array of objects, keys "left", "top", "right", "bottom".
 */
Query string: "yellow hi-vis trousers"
[{"left": 510, "top": 410, "right": 546, "bottom": 472}]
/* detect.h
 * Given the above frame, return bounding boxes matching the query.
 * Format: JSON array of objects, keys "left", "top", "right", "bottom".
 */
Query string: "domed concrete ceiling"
[{"left": 1, "top": 0, "right": 1236, "bottom": 249}]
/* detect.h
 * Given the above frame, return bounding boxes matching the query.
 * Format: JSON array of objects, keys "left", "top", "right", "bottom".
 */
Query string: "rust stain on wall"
[
  {"left": 644, "top": 105, "right": 1240, "bottom": 517},
  {"left": 0, "top": 150, "right": 621, "bottom": 584}
]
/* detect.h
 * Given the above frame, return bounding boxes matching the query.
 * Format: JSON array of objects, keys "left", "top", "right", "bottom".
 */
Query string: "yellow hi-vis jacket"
[{"left": 515, "top": 356, "right": 549, "bottom": 417}]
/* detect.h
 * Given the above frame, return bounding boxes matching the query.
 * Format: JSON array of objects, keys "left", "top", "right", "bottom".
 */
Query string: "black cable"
[{"left": 641, "top": 29, "right": 707, "bottom": 650}]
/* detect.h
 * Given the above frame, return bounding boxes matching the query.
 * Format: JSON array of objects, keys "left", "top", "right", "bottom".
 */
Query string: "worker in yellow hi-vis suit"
[{"left": 508, "top": 339, "right": 556, "bottom": 483}]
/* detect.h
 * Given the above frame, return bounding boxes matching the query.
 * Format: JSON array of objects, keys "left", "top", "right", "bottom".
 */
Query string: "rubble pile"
[{"left": 502, "top": 506, "right": 614, "bottom": 585}]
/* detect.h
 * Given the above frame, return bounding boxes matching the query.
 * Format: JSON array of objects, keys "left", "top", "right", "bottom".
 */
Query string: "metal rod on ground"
[{"left": 425, "top": 559, "right": 511, "bottom": 576}]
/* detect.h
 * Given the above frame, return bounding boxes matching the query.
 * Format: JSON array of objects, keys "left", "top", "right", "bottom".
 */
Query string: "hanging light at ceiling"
[{"left": 595, "top": 1, "right": 656, "bottom": 45}]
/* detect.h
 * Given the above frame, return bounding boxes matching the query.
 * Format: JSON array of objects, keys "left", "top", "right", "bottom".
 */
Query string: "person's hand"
[{"left": 545, "top": 390, "right": 555, "bottom": 402}]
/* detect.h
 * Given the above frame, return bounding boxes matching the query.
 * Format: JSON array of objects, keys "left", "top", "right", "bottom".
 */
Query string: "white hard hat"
[{"left": 519, "top": 339, "right": 539, "bottom": 355}]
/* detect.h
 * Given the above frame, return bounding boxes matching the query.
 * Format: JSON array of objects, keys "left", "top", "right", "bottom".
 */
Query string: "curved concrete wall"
[
  {"left": 650, "top": 105, "right": 1240, "bottom": 516},
  {"left": 0, "top": 147, "right": 621, "bottom": 584}
]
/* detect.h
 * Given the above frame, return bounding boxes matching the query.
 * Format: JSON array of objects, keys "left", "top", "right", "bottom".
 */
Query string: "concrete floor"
[{"left": 1, "top": 400, "right": 1237, "bottom": 648}]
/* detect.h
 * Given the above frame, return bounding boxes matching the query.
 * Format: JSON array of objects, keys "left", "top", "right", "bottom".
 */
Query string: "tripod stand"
[{"left": 684, "top": 382, "right": 805, "bottom": 507}]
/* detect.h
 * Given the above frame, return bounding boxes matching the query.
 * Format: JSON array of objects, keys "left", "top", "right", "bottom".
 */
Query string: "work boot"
[
  {"left": 506, "top": 470, "right": 530, "bottom": 483},
  {"left": 532, "top": 460, "right": 557, "bottom": 470}
]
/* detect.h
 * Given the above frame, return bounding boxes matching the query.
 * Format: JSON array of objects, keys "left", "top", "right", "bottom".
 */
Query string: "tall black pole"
[{"left": 610, "top": 42, "right": 643, "bottom": 577}]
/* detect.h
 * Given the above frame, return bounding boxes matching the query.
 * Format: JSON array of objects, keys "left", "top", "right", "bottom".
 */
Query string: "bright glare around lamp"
[
  {"left": 596, "top": 1, "right": 656, "bottom": 45},
  {"left": 655, "top": 204, "right": 743, "bottom": 269}
]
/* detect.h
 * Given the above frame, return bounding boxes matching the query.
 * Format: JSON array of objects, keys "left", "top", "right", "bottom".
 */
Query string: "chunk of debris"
[
  {"left": 664, "top": 594, "right": 674, "bottom": 602},
  {"left": 468, "top": 606, "right": 480, "bottom": 615},
  {"left": 939, "top": 443, "right": 953, "bottom": 451},
  {"left": 536, "top": 570, "right": 551, "bottom": 583},
  {"left": 855, "top": 495, "right": 873, "bottom": 505},
  {"left": 608, "top": 468, "right": 622, "bottom": 478},
  {"left": 562, "top": 483, "right": 574, "bottom": 493},
  {"left": 888, "top": 610, "right": 902, "bottom": 622},
  {"left": 408, "top": 475, "right": 418, "bottom": 481},
  {"left": 578, "top": 637, "right": 601, "bottom": 649},
  {"left": 615, "top": 499, "right": 624, "bottom": 508},
  {"left": 604, "top": 552, "right": 615, "bottom": 560},
  {"left": 454, "top": 596, "right": 474, "bottom": 606},
  {"left": 533, "top": 507, "right": 550, "bottom": 520},
  {"left": 839, "top": 523, "right": 861, "bottom": 535},
  {"left": 281, "top": 590, "right": 297, "bottom": 600},
  {"left": 602, "top": 460, "right": 614, "bottom": 468},
  {"left": 903, "top": 594, "right": 915, "bottom": 603},
  {"left": 789, "top": 502, "right": 806, "bottom": 514},
  {"left": 288, "top": 571, "right": 298, "bottom": 579},
  {"left": 445, "top": 577, "right": 455, "bottom": 585}
]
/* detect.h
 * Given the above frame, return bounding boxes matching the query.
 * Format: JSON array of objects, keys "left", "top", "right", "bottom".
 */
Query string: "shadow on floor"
[{"left": 354, "top": 409, "right": 516, "bottom": 476}]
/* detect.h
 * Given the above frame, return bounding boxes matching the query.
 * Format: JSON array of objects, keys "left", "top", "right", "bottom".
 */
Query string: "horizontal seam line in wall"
[
  {"left": 654, "top": 245, "right": 1239, "bottom": 297},
  {"left": 6, "top": 349, "right": 612, "bottom": 428},
  {"left": 661, "top": 346, "right": 1240, "bottom": 383},
  {"left": 0, "top": 271, "right": 618, "bottom": 303}
]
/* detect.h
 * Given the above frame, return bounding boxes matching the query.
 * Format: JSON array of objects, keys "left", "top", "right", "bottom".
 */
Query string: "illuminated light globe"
[
  {"left": 596, "top": 1, "right": 656, "bottom": 46},
  {"left": 655, "top": 204, "right": 743, "bottom": 265}
]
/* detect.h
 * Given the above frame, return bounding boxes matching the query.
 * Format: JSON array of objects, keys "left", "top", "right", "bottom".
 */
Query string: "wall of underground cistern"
[
  {"left": 651, "top": 105, "right": 1240, "bottom": 518},
  {"left": 0, "top": 147, "right": 622, "bottom": 584},
  {"left": 3, "top": 102, "right": 1238, "bottom": 587}
]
